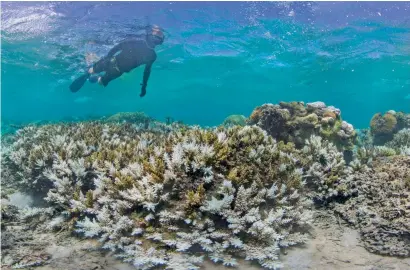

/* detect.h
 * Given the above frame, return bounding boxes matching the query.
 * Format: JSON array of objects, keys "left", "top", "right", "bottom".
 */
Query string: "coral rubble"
[{"left": 334, "top": 156, "right": 410, "bottom": 257}]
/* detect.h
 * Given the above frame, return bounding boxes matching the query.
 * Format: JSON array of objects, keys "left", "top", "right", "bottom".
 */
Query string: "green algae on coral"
[
  {"left": 222, "top": 114, "right": 247, "bottom": 127},
  {"left": 104, "top": 111, "right": 153, "bottom": 124},
  {"left": 370, "top": 112, "right": 398, "bottom": 145}
]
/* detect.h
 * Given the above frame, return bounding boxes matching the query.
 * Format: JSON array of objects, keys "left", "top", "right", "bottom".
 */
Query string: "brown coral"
[
  {"left": 246, "top": 102, "right": 356, "bottom": 153},
  {"left": 248, "top": 107, "right": 263, "bottom": 123},
  {"left": 371, "top": 113, "right": 397, "bottom": 134},
  {"left": 370, "top": 112, "right": 398, "bottom": 145},
  {"left": 246, "top": 104, "right": 291, "bottom": 142},
  {"left": 369, "top": 111, "right": 410, "bottom": 145},
  {"left": 323, "top": 110, "right": 337, "bottom": 119}
]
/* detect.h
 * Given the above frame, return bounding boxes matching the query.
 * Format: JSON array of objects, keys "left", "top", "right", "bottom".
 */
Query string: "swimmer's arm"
[
  {"left": 140, "top": 62, "right": 152, "bottom": 97},
  {"left": 142, "top": 62, "right": 152, "bottom": 87},
  {"left": 140, "top": 52, "right": 157, "bottom": 97}
]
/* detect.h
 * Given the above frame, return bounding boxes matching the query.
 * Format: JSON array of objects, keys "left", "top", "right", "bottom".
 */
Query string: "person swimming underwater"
[{"left": 69, "top": 25, "right": 164, "bottom": 97}]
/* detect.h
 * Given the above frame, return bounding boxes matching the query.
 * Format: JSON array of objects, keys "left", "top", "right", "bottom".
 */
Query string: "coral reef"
[
  {"left": 222, "top": 115, "right": 246, "bottom": 127},
  {"left": 1, "top": 120, "right": 26, "bottom": 135},
  {"left": 2, "top": 123, "right": 314, "bottom": 269},
  {"left": 247, "top": 101, "right": 356, "bottom": 152},
  {"left": 354, "top": 127, "right": 410, "bottom": 164},
  {"left": 373, "top": 146, "right": 398, "bottom": 157},
  {"left": 3, "top": 104, "right": 410, "bottom": 269},
  {"left": 370, "top": 112, "right": 398, "bottom": 145},
  {"left": 334, "top": 156, "right": 410, "bottom": 257},
  {"left": 356, "top": 128, "right": 373, "bottom": 149},
  {"left": 301, "top": 135, "right": 357, "bottom": 203},
  {"left": 386, "top": 128, "right": 410, "bottom": 150},
  {"left": 370, "top": 111, "right": 410, "bottom": 145},
  {"left": 103, "top": 112, "right": 153, "bottom": 125},
  {"left": 395, "top": 111, "right": 410, "bottom": 130}
]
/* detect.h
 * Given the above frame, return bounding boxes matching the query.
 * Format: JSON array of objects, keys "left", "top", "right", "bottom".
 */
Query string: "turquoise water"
[{"left": 1, "top": 1, "right": 410, "bottom": 129}]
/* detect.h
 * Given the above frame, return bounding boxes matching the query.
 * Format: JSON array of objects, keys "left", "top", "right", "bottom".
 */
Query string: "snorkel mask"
[{"left": 148, "top": 25, "right": 164, "bottom": 45}]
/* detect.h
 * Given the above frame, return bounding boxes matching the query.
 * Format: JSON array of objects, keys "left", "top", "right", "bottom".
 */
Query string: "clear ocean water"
[{"left": 1, "top": 1, "right": 410, "bottom": 130}]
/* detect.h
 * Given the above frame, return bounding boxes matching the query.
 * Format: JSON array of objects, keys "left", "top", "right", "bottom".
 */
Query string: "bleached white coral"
[
  {"left": 68, "top": 158, "right": 87, "bottom": 179},
  {"left": 75, "top": 217, "right": 102, "bottom": 237},
  {"left": 119, "top": 177, "right": 163, "bottom": 210},
  {"left": 51, "top": 134, "right": 67, "bottom": 147},
  {"left": 46, "top": 215, "right": 66, "bottom": 230},
  {"left": 9, "top": 148, "right": 26, "bottom": 165},
  {"left": 2, "top": 122, "right": 316, "bottom": 270},
  {"left": 171, "top": 143, "right": 184, "bottom": 166},
  {"left": 167, "top": 253, "right": 203, "bottom": 270},
  {"left": 399, "top": 146, "right": 410, "bottom": 156},
  {"left": 19, "top": 207, "right": 53, "bottom": 219},
  {"left": 118, "top": 245, "right": 167, "bottom": 269},
  {"left": 387, "top": 128, "right": 410, "bottom": 149},
  {"left": 201, "top": 195, "right": 234, "bottom": 214},
  {"left": 373, "top": 146, "right": 397, "bottom": 157},
  {"left": 303, "top": 135, "right": 353, "bottom": 201}
]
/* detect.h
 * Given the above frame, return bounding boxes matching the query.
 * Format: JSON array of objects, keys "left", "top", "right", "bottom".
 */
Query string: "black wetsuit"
[{"left": 92, "top": 38, "right": 157, "bottom": 87}]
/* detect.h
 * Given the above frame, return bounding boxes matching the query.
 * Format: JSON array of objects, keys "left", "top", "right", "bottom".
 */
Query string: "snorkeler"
[{"left": 69, "top": 25, "right": 164, "bottom": 97}]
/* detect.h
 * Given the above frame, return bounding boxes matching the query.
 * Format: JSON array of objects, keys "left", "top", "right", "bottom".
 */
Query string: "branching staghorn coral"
[
  {"left": 351, "top": 128, "right": 410, "bottom": 167},
  {"left": 372, "top": 146, "right": 398, "bottom": 157},
  {"left": 352, "top": 129, "right": 410, "bottom": 168},
  {"left": 2, "top": 123, "right": 313, "bottom": 269},
  {"left": 400, "top": 146, "right": 410, "bottom": 156},
  {"left": 386, "top": 128, "right": 410, "bottom": 155},
  {"left": 2, "top": 123, "right": 111, "bottom": 197},
  {"left": 301, "top": 135, "right": 357, "bottom": 202},
  {"left": 6, "top": 106, "right": 410, "bottom": 268}
]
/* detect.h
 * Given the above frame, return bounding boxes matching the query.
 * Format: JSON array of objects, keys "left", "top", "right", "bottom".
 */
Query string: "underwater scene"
[{"left": 1, "top": 1, "right": 410, "bottom": 269}]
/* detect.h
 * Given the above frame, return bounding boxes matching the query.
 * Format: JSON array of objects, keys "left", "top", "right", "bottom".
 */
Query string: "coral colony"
[{"left": 2, "top": 102, "right": 410, "bottom": 269}]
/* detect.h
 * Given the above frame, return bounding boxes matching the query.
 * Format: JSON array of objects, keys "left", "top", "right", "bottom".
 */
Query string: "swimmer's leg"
[
  {"left": 69, "top": 56, "right": 110, "bottom": 92},
  {"left": 88, "top": 75, "right": 99, "bottom": 84},
  {"left": 99, "top": 65, "right": 123, "bottom": 87},
  {"left": 86, "top": 57, "right": 110, "bottom": 86},
  {"left": 70, "top": 73, "right": 90, "bottom": 92},
  {"left": 89, "top": 57, "right": 108, "bottom": 74}
]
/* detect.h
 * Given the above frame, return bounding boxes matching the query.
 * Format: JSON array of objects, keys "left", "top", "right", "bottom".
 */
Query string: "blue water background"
[{"left": 1, "top": 1, "right": 410, "bottom": 129}]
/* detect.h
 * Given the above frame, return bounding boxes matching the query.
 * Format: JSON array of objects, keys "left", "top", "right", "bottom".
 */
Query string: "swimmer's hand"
[{"left": 140, "top": 83, "right": 147, "bottom": 97}]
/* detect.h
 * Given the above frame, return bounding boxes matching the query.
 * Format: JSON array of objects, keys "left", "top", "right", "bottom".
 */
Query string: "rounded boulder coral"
[
  {"left": 370, "top": 112, "right": 398, "bottom": 145},
  {"left": 222, "top": 114, "right": 246, "bottom": 127},
  {"left": 246, "top": 102, "right": 356, "bottom": 153}
]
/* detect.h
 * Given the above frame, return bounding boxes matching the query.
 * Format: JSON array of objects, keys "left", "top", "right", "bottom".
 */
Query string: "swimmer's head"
[{"left": 147, "top": 25, "right": 164, "bottom": 46}]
